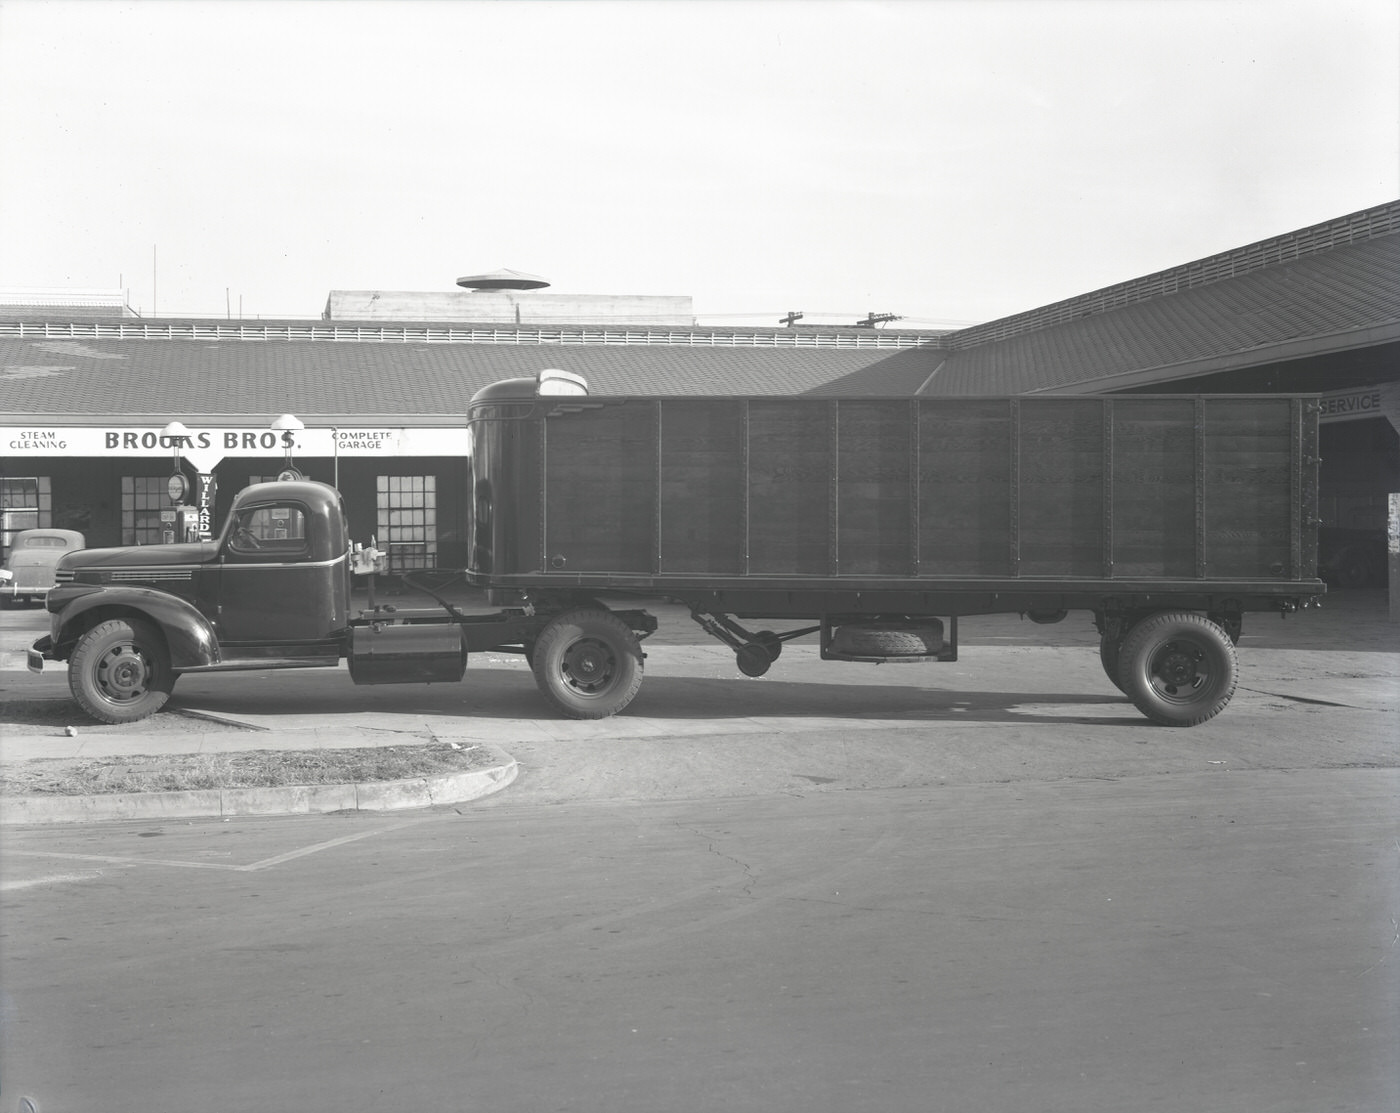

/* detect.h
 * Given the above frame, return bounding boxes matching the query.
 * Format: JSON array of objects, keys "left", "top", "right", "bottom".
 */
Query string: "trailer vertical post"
[
  {"left": 828, "top": 400, "right": 840, "bottom": 577},
  {"left": 1009, "top": 397, "right": 1021, "bottom": 578},
  {"left": 1103, "top": 398, "right": 1115, "bottom": 580},
  {"left": 909, "top": 399, "right": 921, "bottom": 578},
  {"left": 652, "top": 400, "right": 663, "bottom": 575},
  {"left": 739, "top": 400, "right": 750, "bottom": 576},
  {"left": 1194, "top": 397, "right": 1207, "bottom": 579}
]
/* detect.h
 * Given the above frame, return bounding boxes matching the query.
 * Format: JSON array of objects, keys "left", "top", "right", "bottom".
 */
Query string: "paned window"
[
  {"left": 376, "top": 475, "right": 437, "bottom": 572},
  {"left": 1, "top": 476, "right": 51, "bottom": 560},
  {"left": 121, "top": 477, "right": 169, "bottom": 545}
]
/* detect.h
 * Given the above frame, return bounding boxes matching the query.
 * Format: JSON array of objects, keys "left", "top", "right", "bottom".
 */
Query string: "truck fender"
[{"left": 53, "top": 587, "right": 220, "bottom": 669}]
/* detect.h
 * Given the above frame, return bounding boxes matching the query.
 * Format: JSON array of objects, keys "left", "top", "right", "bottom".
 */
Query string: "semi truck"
[{"left": 29, "top": 368, "right": 1324, "bottom": 728}]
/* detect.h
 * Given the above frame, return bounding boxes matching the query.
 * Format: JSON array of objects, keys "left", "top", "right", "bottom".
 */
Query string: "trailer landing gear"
[{"left": 688, "top": 611, "right": 812, "bottom": 678}]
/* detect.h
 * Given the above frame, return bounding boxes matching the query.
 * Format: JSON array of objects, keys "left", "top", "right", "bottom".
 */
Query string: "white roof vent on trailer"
[{"left": 537, "top": 368, "right": 589, "bottom": 396}]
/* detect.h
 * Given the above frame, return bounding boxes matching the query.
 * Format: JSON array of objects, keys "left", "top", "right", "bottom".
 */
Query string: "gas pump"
[
  {"left": 160, "top": 506, "right": 201, "bottom": 543},
  {"left": 161, "top": 470, "right": 200, "bottom": 543}
]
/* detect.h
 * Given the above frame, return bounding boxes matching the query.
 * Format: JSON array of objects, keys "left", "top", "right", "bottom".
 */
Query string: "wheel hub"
[
  {"left": 1154, "top": 641, "right": 1204, "bottom": 692},
  {"left": 563, "top": 639, "right": 613, "bottom": 692},
  {"left": 97, "top": 646, "right": 149, "bottom": 701}
]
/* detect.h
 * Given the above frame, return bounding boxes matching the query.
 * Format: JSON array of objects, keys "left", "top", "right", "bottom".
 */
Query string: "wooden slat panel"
[
  {"left": 658, "top": 399, "right": 744, "bottom": 574},
  {"left": 1110, "top": 399, "right": 1197, "bottom": 577},
  {"left": 836, "top": 400, "right": 914, "bottom": 576},
  {"left": 918, "top": 399, "right": 1013, "bottom": 576},
  {"left": 542, "top": 401, "right": 655, "bottom": 572},
  {"left": 747, "top": 401, "right": 829, "bottom": 574},
  {"left": 1203, "top": 398, "right": 1293, "bottom": 578},
  {"left": 1018, "top": 399, "right": 1104, "bottom": 576}
]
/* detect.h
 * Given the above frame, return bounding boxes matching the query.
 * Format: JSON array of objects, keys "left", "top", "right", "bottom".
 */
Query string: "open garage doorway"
[{"left": 1318, "top": 416, "right": 1397, "bottom": 588}]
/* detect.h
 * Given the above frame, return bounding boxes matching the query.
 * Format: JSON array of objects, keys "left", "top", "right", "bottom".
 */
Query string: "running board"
[{"left": 179, "top": 656, "right": 342, "bottom": 673}]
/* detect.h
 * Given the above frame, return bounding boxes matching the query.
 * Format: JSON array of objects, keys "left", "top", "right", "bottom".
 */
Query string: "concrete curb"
[{"left": 0, "top": 758, "right": 518, "bottom": 826}]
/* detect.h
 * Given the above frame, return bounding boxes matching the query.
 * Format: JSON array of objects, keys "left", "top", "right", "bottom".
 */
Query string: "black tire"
[
  {"left": 1099, "top": 633, "right": 1126, "bottom": 693},
  {"left": 531, "top": 608, "right": 644, "bottom": 719},
  {"left": 1116, "top": 612, "right": 1237, "bottom": 727},
  {"left": 755, "top": 630, "right": 783, "bottom": 662},
  {"left": 736, "top": 642, "right": 773, "bottom": 677},
  {"left": 831, "top": 620, "right": 943, "bottom": 657},
  {"left": 68, "top": 617, "right": 175, "bottom": 724}
]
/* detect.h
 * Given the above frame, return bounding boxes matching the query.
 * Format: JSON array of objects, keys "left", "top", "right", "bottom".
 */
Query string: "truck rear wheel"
[
  {"left": 68, "top": 617, "right": 176, "bottom": 724},
  {"left": 531, "top": 609, "right": 644, "bottom": 719},
  {"left": 1116, "top": 612, "right": 1237, "bottom": 727}
]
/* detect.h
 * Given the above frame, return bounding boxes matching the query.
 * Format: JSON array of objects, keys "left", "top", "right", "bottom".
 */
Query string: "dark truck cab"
[
  {"left": 32, "top": 370, "right": 1325, "bottom": 728},
  {"left": 29, "top": 481, "right": 359, "bottom": 720}
]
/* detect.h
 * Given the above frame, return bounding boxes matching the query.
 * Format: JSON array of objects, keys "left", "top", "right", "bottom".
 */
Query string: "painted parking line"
[
  {"left": 1, "top": 870, "right": 107, "bottom": 891},
  {"left": 3, "top": 816, "right": 432, "bottom": 874}
]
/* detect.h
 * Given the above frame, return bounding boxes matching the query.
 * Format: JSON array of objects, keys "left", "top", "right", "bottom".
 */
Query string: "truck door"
[{"left": 217, "top": 497, "right": 344, "bottom": 645}]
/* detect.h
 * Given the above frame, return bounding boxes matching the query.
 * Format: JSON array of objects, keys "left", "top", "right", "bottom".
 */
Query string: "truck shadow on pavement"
[{"left": 160, "top": 670, "right": 1148, "bottom": 729}]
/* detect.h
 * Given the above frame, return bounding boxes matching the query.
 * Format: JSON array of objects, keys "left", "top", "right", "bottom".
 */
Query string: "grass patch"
[{"left": 0, "top": 743, "right": 501, "bottom": 797}]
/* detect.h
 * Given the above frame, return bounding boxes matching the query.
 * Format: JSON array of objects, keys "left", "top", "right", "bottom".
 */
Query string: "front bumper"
[
  {"left": 27, "top": 636, "right": 54, "bottom": 673},
  {"left": 2, "top": 583, "right": 50, "bottom": 598}
]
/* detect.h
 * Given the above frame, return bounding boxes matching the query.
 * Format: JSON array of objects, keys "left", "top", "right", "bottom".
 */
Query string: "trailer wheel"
[
  {"left": 1116, "top": 612, "right": 1237, "bottom": 727},
  {"left": 736, "top": 642, "right": 773, "bottom": 677},
  {"left": 532, "top": 609, "right": 644, "bottom": 719},
  {"left": 1098, "top": 634, "right": 1127, "bottom": 693},
  {"left": 68, "top": 617, "right": 176, "bottom": 724}
]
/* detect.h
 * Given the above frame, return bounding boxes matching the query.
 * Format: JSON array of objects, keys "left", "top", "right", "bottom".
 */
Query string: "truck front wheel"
[
  {"left": 68, "top": 618, "right": 176, "bottom": 724},
  {"left": 532, "top": 609, "right": 644, "bottom": 719},
  {"left": 1116, "top": 612, "right": 1237, "bottom": 727}
]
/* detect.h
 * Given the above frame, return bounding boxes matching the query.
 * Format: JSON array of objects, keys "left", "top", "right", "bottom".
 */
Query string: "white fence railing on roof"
[{"left": 0, "top": 320, "right": 941, "bottom": 350}]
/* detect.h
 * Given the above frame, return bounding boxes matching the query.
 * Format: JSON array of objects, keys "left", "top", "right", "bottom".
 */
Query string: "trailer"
[{"left": 30, "top": 369, "right": 1323, "bottom": 727}]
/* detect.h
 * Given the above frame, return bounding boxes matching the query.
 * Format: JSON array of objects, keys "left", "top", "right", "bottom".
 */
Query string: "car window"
[
  {"left": 22, "top": 536, "right": 70, "bottom": 549},
  {"left": 227, "top": 504, "right": 310, "bottom": 556}
]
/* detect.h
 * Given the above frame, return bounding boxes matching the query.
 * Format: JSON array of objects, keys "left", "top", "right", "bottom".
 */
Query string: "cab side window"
[{"left": 227, "top": 503, "right": 309, "bottom": 557}]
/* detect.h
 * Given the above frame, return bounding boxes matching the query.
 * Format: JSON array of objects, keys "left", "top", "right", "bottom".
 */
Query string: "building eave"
[{"left": 1027, "top": 319, "right": 1400, "bottom": 395}]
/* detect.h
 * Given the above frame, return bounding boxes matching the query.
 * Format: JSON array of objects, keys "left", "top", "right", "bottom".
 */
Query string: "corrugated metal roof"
[
  {"left": 923, "top": 233, "right": 1400, "bottom": 395},
  {"left": 0, "top": 336, "right": 936, "bottom": 418}
]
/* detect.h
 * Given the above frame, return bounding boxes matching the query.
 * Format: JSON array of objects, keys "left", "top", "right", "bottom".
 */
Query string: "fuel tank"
[{"left": 347, "top": 623, "right": 466, "bottom": 685}]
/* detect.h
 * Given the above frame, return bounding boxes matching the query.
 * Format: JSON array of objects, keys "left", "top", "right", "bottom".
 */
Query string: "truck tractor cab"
[{"left": 31, "top": 480, "right": 354, "bottom": 722}]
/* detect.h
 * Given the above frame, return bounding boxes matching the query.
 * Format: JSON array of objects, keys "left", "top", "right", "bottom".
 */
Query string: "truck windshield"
[{"left": 227, "top": 503, "right": 309, "bottom": 556}]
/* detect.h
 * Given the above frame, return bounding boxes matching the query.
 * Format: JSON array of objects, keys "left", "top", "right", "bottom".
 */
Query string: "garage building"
[{"left": 2, "top": 200, "right": 1396, "bottom": 587}]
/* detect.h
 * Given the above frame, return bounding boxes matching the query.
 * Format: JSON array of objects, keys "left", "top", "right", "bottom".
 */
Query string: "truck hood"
[{"left": 60, "top": 541, "right": 220, "bottom": 570}]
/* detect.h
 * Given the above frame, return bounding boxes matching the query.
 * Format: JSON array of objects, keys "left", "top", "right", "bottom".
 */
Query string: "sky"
[{"left": 0, "top": 0, "right": 1396, "bottom": 328}]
